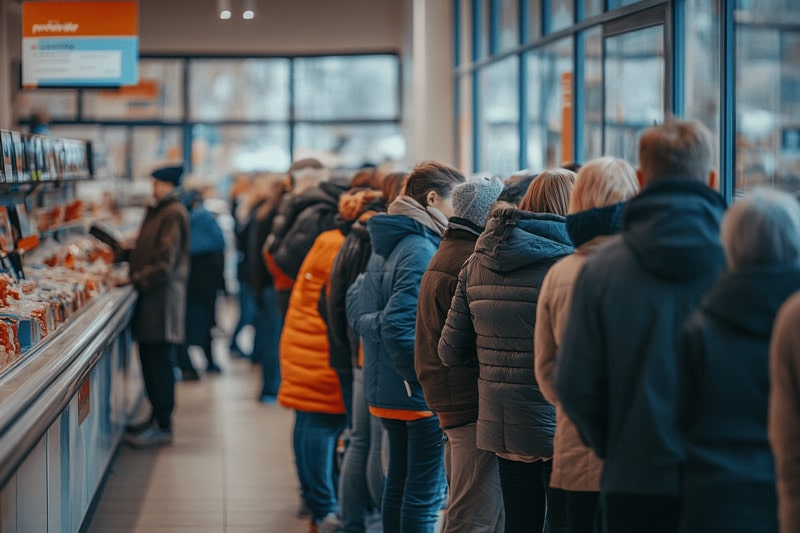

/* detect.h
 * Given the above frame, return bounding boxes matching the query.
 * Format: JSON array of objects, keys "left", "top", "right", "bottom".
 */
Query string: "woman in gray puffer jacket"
[{"left": 439, "top": 169, "right": 575, "bottom": 533}]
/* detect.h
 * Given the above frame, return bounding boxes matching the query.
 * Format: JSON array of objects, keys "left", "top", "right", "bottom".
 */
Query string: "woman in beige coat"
[{"left": 533, "top": 157, "right": 638, "bottom": 533}]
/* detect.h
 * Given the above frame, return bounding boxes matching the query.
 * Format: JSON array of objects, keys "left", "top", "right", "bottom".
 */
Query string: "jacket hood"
[
  {"left": 701, "top": 267, "right": 800, "bottom": 337},
  {"left": 622, "top": 180, "right": 726, "bottom": 280},
  {"left": 338, "top": 189, "right": 384, "bottom": 221},
  {"left": 448, "top": 216, "right": 483, "bottom": 237},
  {"left": 368, "top": 213, "right": 441, "bottom": 259},
  {"left": 567, "top": 202, "right": 626, "bottom": 248},
  {"left": 474, "top": 209, "right": 573, "bottom": 272}
]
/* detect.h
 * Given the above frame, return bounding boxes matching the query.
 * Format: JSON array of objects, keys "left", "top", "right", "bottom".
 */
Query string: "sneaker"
[
  {"left": 124, "top": 426, "right": 173, "bottom": 448},
  {"left": 206, "top": 363, "right": 222, "bottom": 374},
  {"left": 316, "top": 512, "right": 342, "bottom": 533},
  {"left": 180, "top": 368, "right": 200, "bottom": 381},
  {"left": 124, "top": 418, "right": 153, "bottom": 435}
]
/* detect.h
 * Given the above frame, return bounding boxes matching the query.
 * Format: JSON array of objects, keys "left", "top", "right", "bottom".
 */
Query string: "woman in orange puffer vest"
[{"left": 278, "top": 183, "right": 382, "bottom": 533}]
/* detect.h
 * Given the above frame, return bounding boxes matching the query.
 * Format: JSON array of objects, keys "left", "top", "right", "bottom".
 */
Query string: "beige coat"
[
  {"left": 534, "top": 237, "right": 607, "bottom": 491},
  {"left": 770, "top": 291, "right": 800, "bottom": 533}
]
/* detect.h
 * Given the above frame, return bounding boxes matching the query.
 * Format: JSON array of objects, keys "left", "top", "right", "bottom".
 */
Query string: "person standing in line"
[
  {"left": 347, "top": 162, "right": 465, "bottom": 533},
  {"left": 175, "top": 189, "right": 227, "bottom": 379},
  {"left": 534, "top": 157, "right": 639, "bottom": 533},
  {"left": 677, "top": 189, "right": 800, "bottom": 533},
  {"left": 415, "top": 175, "right": 505, "bottom": 533},
  {"left": 438, "top": 170, "right": 574, "bottom": 533},
  {"left": 770, "top": 282, "right": 800, "bottom": 533},
  {"left": 556, "top": 119, "right": 726, "bottom": 533},
  {"left": 124, "top": 164, "right": 190, "bottom": 448}
]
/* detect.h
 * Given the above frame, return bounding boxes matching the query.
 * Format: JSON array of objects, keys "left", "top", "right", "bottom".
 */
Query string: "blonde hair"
[
  {"left": 518, "top": 169, "right": 575, "bottom": 216},
  {"left": 569, "top": 157, "right": 639, "bottom": 214}
]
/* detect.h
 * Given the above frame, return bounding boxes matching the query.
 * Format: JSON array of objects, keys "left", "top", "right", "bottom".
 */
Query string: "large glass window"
[
  {"left": 527, "top": 38, "right": 573, "bottom": 171},
  {"left": 294, "top": 124, "right": 404, "bottom": 169},
  {"left": 294, "top": 56, "right": 399, "bottom": 120},
  {"left": 735, "top": 0, "right": 800, "bottom": 192},
  {"left": 478, "top": 57, "right": 519, "bottom": 176},
  {"left": 604, "top": 25, "right": 665, "bottom": 164},
  {"left": 16, "top": 90, "right": 78, "bottom": 121},
  {"left": 189, "top": 59, "right": 290, "bottom": 121},
  {"left": 498, "top": 0, "right": 520, "bottom": 51},
  {"left": 192, "top": 125, "right": 290, "bottom": 178},
  {"left": 584, "top": 27, "right": 604, "bottom": 160},
  {"left": 527, "top": 0, "right": 542, "bottom": 41},
  {"left": 132, "top": 128, "right": 184, "bottom": 180},
  {"left": 583, "top": 0, "right": 604, "bottom": 19},
  {"left": 550, "top": 0, "right": 574, "bottom": 33}
]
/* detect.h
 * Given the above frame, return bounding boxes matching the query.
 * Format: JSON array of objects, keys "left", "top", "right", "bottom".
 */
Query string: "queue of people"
[{"left": 124, "top": 117, "right": 800, "bottom": 533}]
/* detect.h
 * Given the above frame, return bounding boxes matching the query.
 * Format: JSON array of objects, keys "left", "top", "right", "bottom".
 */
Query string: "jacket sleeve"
[
  {"left": 534, "top": 269, "right": 559, "bottom": 405},
  {"left": 327, "top": 239, "right": 357, "bottom": 373},
  {"left": 132, "top": 211, "right": 186, "bottom": 292},
  {"left": 346, "top": 267, "right": 381, "bottom": 344},
  {"left": 555, "top": 265, "right": 608, "bottom": 457},
  {"left": 769, "top": 299, "right": 800, "bottom": 533},
  {"left": 382, "top": 245, "right": 429, "bottom": 383},
  {"left": 274, "top": 206, "right": 336, "bottom": 280},
  {"left": 438, "top": 263, "right": 477, "bottom": 368}
]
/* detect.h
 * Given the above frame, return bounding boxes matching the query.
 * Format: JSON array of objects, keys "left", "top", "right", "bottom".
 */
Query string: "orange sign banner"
[
  {"left": 561, "top": 72, "right": 574, "bottom": 165},
  {"left": 22, "top": 1, "right": 138, "bottom": 38}
]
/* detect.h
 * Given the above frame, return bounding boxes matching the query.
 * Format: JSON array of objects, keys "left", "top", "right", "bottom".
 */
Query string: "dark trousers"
[
  {"left": 138, "top": 342, "right": 176, "bottom": 430},
  {"left": 561, "top": 490, "right": 600, "bottom": 533},
  {"left": 255, "top": 286, "right": 282, "bottom": 397},
  {"left": 601, "top": 493, "right": 681, "bottom": 533},
  {"left": 497, "top": 457, "right": 567, "bottom": 533}
]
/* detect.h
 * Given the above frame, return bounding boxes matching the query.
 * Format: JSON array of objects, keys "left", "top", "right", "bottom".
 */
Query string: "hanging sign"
[{"left": 561, "top": 72, "right": 574, "bottom": 165}]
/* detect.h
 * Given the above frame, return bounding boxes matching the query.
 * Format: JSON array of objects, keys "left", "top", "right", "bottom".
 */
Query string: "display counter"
[{"left": 0, "top": 285, "right": 140, "bottom": 532}]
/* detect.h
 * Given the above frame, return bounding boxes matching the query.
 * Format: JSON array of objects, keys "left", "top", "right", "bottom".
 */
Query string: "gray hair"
[
  {"left": 722, "top": 188, "right": 800, "bottom": 269},
  {"left": 638, "top": 118, "right": 714, "bottom": 185}
]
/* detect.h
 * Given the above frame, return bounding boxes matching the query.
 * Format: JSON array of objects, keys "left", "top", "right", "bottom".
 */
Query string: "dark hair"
[
  {"left": 349, "top": 167, "right": 383, "bottom": 190},
  {"left": 404, "top": 161, "right": 465, "bottom": 207},
  {"left": 382, "top": 172, "right": 407, "bottom": 205},
  {"left": 639, "top": 118, "right": 713, "bottom": 184},
  {"left": 497, "top": 173, "right": 537, "bottom": 206}
]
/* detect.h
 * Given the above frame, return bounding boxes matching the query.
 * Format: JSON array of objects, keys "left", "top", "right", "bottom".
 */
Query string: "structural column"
[{"left": 0, "top": 0, "right": 11, "bottom": 129}]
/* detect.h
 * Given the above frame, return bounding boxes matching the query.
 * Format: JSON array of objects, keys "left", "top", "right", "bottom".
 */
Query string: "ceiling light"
[
  {"left": 243, "top": 0, "right": 255, "bottom": 20},
  {"left": 218, "top": 0, "right": 231, "bottom": 20}
]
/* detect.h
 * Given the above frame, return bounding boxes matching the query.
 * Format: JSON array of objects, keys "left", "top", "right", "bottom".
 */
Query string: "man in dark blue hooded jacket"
[{"left": 556, "top": 119, "right": 726, "bottom": 533}]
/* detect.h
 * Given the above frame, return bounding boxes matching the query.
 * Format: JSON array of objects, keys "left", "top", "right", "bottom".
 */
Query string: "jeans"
[
  {"left": 382, "top": 416, "right": 446, "bottom": 533},
  {"left": 339, "top": 368, "right": 384, "bottom": 532},
  {"left": 601, "top": 492, "right": 681, "bottom": 533},
  {"left": 497, "top": 457, "right": 567, "bottom": 533},
  {"left": 443, "top": 423, "right": 504, "bottom": 533},
  {"left": 293, "top": 410, "right": 347, "bottom": 523},
  {"left": 138, "top": 342, "right": 176, "bottom": 430},
  {"left": 254, "top": 286, "right": 282, "bottom": 396},
  {"left": 562, "top": 490, "right": 599, "bottom": 533},
  {"left": 230, "top": 282, "right": 257, "bottom": 354}
]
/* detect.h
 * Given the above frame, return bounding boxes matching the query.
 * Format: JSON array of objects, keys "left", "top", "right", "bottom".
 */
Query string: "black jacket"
[
  {"left": 439, "top": 209, "right": 573, "bottom": 457},
  {"left": 557, "top": 179, "right": 727, "bottom": 495}
]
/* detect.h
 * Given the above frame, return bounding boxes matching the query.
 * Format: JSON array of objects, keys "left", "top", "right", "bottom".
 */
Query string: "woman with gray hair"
[{"left": 677, "top": 188, "right": 800, "bottom": 533}]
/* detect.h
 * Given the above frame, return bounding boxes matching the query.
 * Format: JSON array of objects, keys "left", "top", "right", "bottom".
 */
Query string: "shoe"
[
  {"left": 124, "top": 426, "right": 172, "bottom": 448},
  {"left": 124, "top": 418, "right": 153, "bottom": 435},
  {"left": 180, "top": 368, "right": 200, "bottom": 381},
  {"left": 316, "top": 512, "right": 342, "bottom": 533},
  {"left": 206, "top": 363, "right": 222, "bottom": 374}
]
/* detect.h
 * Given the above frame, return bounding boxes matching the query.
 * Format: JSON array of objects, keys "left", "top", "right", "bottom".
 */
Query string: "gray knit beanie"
[{"left": 452, "top": 175, "right": 504, "bottom": 227}]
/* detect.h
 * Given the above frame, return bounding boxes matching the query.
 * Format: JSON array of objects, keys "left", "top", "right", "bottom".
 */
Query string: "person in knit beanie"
[{"left": 415, "top": 173, "right": 506, "bottom": 532}]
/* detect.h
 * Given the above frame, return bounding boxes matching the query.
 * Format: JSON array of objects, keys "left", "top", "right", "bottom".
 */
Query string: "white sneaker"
[
  {"left": 316, "top": 512, "right": 342, "bottom": 533},
  {"left": 124, "top": 426, "right": 173, "bottom": 448}
]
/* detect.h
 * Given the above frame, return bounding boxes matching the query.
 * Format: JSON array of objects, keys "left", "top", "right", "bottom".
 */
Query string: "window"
[
  {"left": 294, "top": 124, "right": 404, "bottom": 169},
  {"left": 498, "top": 0, "right": 520, "bottom": 51},
  {"left": 549, "top": 0, "right": 574, "bottom": 33},
  {"left": 192, "top": 125, "right": 290, "bottom": 177},
  {"left": 478, "top": 57, "right": 519, "bottom": 176},
  {"left": 584, "top": 27, "right": 603, "bottom": 160}
]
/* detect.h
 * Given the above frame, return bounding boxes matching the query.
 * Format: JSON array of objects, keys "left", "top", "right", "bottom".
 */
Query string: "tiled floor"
[{"left": 87, "top": 326, "right": 309, "bottom": 533}]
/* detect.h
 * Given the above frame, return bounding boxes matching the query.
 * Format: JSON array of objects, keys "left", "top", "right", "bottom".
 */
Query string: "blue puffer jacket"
[
  {"left": 439, "top": 209, "right": 573, "bottom": 457},
  {"left": 347, "top": 213, "right": 441, "bottom": 412},
  {"left": 189, "top": 206, "right": 226, "bottom": 255}
]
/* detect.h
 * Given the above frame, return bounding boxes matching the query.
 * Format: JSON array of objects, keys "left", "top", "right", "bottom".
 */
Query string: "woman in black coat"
[{"left": 678, "top": 188, "right": 800, "bottom": 533}]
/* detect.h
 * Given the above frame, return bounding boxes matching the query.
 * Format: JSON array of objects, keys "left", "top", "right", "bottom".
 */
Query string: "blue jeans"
[
  {"left": 340, "top": 368, "right": 384, "bottom": 532},
  {"left": 230, "top": 282, "right": 257, "bottom": 354},
  {"left": 382, "top": 416, "right": 446, "bottom": 533},
  {"left": 254, "top": 286, "right": 282, "bottom": 396},
  {"left": 293, "top": 410, "right": 347, "bottom": 523}
]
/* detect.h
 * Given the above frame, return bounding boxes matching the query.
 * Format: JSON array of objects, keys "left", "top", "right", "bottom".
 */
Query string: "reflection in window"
[
  {"left": 527, "top": 38, "right": 573, "bottom": 171},
  {"left": 83, "top": 60, "right": 184, "bottom": 121},
  {"left": 189, "top": 59, "right": 290, "bottom": 121},
  {"left": 584, "top": 27, "right": 603, "bottom": 160},
  {"left": 294, "top": 124, "right": 404, "bottom": 170},
  {"left": 192, "top": 125, "right": 290, "bottom": 180},
  {"left": 604, "top": 25, "right": 665, "bottom": 164},
  {"left": 478, "top": 57, "right": 519, "bottom": 176},
  {"left": 16, "top": 90, "right": 78, "bottom": 121},
  {"left": 549, "top": 0, "right": 574, "bottom": 33},
  {"left": 294, "top": 56, "right": 399, "bottom": 120},
  {"left": 499, "top": 0, "right": 519, "bottom": 51},
  {"left": 132, "top": 128, "right": 183, "bottom": 180},
  {"left": 736, "top": 24, "right": 800, "bottom": 192},
  {"left": 685, "top": 0, "right": 720, "bottom": 172}
]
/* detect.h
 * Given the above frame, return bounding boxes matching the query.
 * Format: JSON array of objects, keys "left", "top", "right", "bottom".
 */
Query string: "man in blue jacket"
[{"left": 556, "top": 119, "right": 726, "bottom": 533}]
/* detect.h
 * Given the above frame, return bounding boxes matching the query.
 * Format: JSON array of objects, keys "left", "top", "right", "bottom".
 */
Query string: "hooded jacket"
[
  {"left": 534, "top": 202, "right": 625, "bottom": 491},
  {"left": 415, "top": 218, "right": 483, "bottom": 429},
  {"left": 556, "top": 179, "right": 726, "bottom": 495},
  {"left": 129, "top": 191, "right": 190, "bottom": 344},
  {"left": 678, "top": 268, "right": 800, "bottom": 532},
  {"left": 438, "top": 209, "right": 573, "bottom": 457},
  {"left": 347, "top": 207, "right": 443, "bottom": 415}
]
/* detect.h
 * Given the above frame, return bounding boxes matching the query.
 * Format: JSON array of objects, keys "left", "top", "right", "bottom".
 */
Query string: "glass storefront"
[{"left": 456, "top": 0, "right": 800, "bottom": 199}]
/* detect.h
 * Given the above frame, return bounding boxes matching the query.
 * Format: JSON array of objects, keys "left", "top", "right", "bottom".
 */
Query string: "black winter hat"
[{"left": 151, "top": 165, "right": 184, "bottom": 186}]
